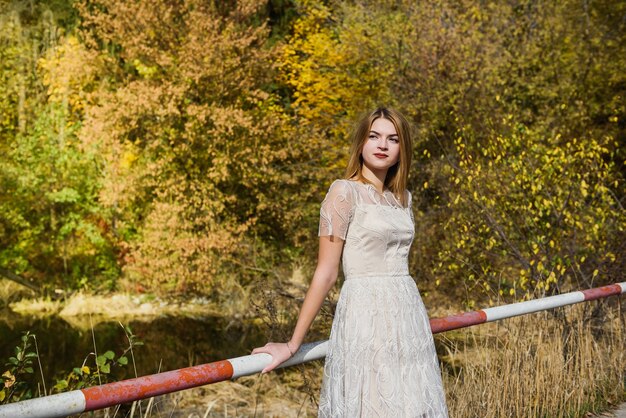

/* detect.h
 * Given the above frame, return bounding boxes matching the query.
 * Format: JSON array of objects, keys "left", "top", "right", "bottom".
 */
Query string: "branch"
[{"left": 0, "top": 267, "right": 40, "bottom": 293}]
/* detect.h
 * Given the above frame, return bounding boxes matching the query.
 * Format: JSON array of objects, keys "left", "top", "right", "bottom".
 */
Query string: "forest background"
[
  {"left": 0, "top": 0, "right": 625, "bottom": 314},
  {"left": 1, "top": 0, "right": 625, "bottom": 415}
]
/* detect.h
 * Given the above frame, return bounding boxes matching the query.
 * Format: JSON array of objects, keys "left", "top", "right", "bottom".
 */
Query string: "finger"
[{"left": 262, "top": 359, "right": 278, "bottom": 374}]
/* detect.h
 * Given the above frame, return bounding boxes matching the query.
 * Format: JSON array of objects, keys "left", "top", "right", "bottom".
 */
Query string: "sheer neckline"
[
  {"left": 345, "top": 179, "right": 406, "bottom": 208},
  {"left": 347, "top": 179, "right": 389, "bottom": 195}
]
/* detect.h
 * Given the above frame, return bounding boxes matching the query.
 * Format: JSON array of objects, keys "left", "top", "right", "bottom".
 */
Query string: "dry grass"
[
  {"left": 174, "top": 368, "right": 320, "bottom": 417},
  {"left": 9, "top": 297, "right": 61, "bottom": 317},
  {"left": 0, "top": 280, "right": 35, "bottom": 307},
  {"left": 443, "top": 298, "right": 625, "bottom": 418},
  {"left": 8, "top": 292, "right": 225, "bottom": 329},
  {"left": 90, "top": 366, "right": 322, "bottom": 418}
]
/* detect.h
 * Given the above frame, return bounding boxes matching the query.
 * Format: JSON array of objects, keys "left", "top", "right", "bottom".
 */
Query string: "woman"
[{"left": 252, "top": 107, "right": 449, "bottom": 417}]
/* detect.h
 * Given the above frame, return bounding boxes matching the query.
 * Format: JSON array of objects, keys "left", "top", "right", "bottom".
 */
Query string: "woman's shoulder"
[
  {"left": 323, "top": 179, "right": 358, "bottom": 200},
  {"left": 327, "top": 178, "right": 357, "bottom": 190}
]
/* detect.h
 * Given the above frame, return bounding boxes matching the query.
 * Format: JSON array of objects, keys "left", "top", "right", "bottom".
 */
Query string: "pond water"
[{"left": 0, "top": 308, "right": 266, "bottom": 391}]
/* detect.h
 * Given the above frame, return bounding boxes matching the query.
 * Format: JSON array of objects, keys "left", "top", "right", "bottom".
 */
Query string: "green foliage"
[
  {"left": 52, "top": 325, "right": 142, "bottom": 392},
  {"left": 0, "top": 326, "right": 141, "bottom": 403},
  {"left": 0, "top": 100, "right": 119, "bottom": 290},
  {"left": 0, "top": 2, "right": 117, "bottom": 291},
  {"left": 0, "top": 332, "right": 38, "bottom": 404}
]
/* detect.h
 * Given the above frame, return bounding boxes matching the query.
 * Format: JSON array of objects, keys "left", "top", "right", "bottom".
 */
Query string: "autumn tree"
[{"left": 75, "top": 0, "right": 310, "bottom": 297}]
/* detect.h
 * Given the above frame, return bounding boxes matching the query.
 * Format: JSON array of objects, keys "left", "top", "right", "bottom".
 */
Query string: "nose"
[{"left": 378, "top": 139, "right": 388, "bottom": 150}]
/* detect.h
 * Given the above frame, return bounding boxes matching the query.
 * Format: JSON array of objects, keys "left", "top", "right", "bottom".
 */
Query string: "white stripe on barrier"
[
  {"left": 231, "top": 340, "right": 329, "bottom": 379},
  {"left": 484, "top": 291, "right": 586, "bottom": 322},
  {"left": 230, "top": 353, "right": 270, "bottom": 378},
  {"left": 0, "top": 390, "right": 85, "bottom": 418}
]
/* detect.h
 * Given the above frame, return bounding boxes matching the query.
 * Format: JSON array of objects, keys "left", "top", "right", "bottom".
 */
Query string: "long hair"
[{"left": 344, "top": 107, "right": 413, "bottom": 206}]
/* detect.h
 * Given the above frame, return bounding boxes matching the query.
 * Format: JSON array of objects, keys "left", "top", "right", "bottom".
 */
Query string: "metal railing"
[{"left": 1, "top": 282, "right": 624, "bottom": 418}]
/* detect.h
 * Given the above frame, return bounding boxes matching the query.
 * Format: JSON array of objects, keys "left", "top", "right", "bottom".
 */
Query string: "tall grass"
[{"left": 444, "top": 298, "right": 625, "bottom": 418}]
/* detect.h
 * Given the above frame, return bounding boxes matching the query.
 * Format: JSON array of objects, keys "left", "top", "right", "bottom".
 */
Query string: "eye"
[
  {"left": 389, "top": 137, "right": 400, "bottom": 143},
  {"left": 368, "top": 134, "right": 378, "bottom": 140}
]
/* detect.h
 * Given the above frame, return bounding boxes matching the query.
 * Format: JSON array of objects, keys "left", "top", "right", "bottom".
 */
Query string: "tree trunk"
[{"left": 0, "top": 268, "right": 40, "bottom": 293}]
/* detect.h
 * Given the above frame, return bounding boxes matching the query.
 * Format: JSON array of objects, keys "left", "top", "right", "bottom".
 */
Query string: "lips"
[{"left": 373, "top": 153, "right": 388, "bottom": 158}]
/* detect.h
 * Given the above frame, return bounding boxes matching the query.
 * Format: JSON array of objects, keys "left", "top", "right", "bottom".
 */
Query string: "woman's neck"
[{"left": 360, "top": 165, "right": 387, "bottom": 193}]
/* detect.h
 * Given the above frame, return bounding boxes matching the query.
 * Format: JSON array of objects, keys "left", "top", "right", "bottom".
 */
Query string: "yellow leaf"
[{"left": 3, "top": 371, "right": 15, "bottom": 389}]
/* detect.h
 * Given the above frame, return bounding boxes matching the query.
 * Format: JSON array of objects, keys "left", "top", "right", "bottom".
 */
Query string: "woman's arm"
[{"left": 251, "top": 235, "right": 344, "bottom": 373}]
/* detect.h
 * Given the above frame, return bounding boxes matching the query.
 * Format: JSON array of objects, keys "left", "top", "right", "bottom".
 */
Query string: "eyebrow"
[{"left": 370, "top": 130, "right": 399, "bottom": 137}]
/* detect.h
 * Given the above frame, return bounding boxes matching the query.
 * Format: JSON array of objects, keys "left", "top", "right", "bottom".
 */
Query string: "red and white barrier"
[
  {"left": 430, "top": 282, "right": 626, "bottom": 333},
  {"left": 1, "top": 282, "right": 623, "bottom": 418}
]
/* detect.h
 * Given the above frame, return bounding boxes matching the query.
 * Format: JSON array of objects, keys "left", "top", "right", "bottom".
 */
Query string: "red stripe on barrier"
[
  {"left": 82, "top": 359, "right": 233, "bottom": 411},
  {"left": 430, "top": 310, "right": 487, "bottom": 334},
  {"left": 581, "top": 284, "right": 623, "bottom": 301}
]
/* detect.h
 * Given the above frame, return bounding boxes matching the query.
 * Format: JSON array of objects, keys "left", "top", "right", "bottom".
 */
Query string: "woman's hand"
[{"left": 251, "top": 341, "right": 298, "bottom": 374}]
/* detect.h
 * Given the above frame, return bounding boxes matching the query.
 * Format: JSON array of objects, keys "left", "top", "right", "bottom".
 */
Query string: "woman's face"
[{"left": 361, "top": 117, "right": 400, "bottom": 173}]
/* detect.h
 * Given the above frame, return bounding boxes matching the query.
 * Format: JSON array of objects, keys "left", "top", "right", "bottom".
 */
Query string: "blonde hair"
[{"left": 344, "top": 107, "right": 413, "bottom": 206}]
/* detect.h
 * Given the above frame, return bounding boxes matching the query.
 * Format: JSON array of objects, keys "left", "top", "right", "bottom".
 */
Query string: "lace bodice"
[{"left": 318, "top": 179, "right": 414, "bottom": 279}]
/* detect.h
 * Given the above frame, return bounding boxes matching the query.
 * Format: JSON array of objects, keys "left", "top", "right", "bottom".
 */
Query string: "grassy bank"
[{"left": 5, "top": 292, "right": 233, "bottom": 329}]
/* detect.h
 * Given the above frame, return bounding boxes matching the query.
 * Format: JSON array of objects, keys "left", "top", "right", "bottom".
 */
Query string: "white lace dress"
[{"left": 317, "top": 179, "right": 449, "bottom": 418}]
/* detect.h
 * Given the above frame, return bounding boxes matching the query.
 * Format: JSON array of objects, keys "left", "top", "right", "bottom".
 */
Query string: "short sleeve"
[{"left": 318, "top": 180, "right": 354, "bottom": 240}]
